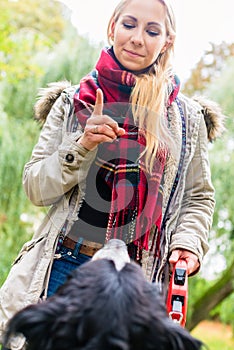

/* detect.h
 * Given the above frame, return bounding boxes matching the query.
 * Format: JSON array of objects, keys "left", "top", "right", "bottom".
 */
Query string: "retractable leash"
[{"left": 166, "top": 259, "right": 188, "bottom": 328}]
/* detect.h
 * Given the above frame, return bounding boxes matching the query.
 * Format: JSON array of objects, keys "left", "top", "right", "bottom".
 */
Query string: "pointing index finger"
[{"left": 93, "top": 88, "right": 104, "bottom": 116}]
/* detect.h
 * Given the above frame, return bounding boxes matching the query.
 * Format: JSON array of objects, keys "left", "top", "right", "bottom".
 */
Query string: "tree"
[
  {"left": 2, "top": 25, "right": 102, "bottom": 122},
  {"left": 0, "top": 0, "right": 67, "bottom": 82},
  {"left": 0, "top": 1, "right": 101, "bottom": 285},
  {"left": 39, "top": 26, "right": 103, "bottom": 86},
  {"left": 0, "top": 0, "right": 102, "bottom": 121},
  {"left": 183, "top": 42, "right": 234, "bottom": 96},
  {"left": 187, "top": 259, "right": 234, "bottom": 331}
]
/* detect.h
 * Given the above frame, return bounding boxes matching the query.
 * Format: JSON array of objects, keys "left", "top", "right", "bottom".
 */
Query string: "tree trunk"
[{"left": 187, "top": 259, "right": 234, "bottom": 331}]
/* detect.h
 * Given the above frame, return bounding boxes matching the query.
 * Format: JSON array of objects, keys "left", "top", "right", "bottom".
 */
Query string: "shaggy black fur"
[{"left": 4, "top": 259, "right": 203, "bottom": 350}]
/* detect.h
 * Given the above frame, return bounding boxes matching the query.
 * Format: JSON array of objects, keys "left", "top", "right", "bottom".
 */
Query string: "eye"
[
  {"left": 147, "top": 29, "right": 160, "bottom": 37},
  {"left": 123, "top": 22, "right": 135, "bottom": 29}
]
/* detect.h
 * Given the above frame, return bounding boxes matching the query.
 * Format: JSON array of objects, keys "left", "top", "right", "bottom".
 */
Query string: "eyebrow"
[{"left": 122, "top": 15, "right": 163, "bottom": 28}]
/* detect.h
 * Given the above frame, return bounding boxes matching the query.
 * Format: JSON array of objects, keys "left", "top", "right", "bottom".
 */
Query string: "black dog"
[{"left": 4, "top": 241, "right": 203, "bottom": 350}]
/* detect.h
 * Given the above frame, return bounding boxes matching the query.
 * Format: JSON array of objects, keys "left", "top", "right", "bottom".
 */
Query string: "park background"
[{"left": 0, "top": 0, "right": 233, "bottom": 349}]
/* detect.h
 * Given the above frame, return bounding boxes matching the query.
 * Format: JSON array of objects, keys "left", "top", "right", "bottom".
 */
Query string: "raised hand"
[{"left": 77, "top": 88, "right": 125, "bottom": 150}]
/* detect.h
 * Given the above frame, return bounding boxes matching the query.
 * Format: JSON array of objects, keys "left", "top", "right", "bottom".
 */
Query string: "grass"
[{"left": 192, "top": 321, "right": 234, "bottom": 350}]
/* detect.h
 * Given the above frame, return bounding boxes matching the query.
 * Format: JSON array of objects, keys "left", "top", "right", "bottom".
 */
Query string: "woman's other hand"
[
  {"left": 77, "top": 88, "right": 125, "bottom": 150},
  {"left": 169, "top": 249, "right": 200, "bottom": 275}
]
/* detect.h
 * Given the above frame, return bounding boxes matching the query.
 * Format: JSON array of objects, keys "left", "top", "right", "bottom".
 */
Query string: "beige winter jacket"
[{"left": 0, "top": 82, "right": 225, "bottom": 349}]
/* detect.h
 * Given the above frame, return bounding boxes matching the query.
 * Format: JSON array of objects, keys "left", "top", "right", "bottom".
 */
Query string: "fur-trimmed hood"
[
  {"left": 193, "top": 95, "right": 226, "bottom": 142},
  {"left": 34, "top": 81, "right": 226, "bottom": 142},
  {"left": 34, "top": 81, "right": 72, "bottom": 124}
]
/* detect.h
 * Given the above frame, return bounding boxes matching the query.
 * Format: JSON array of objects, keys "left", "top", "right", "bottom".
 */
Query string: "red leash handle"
[{"left": 166, "top": 259, "right": 188, "bottom": 328}]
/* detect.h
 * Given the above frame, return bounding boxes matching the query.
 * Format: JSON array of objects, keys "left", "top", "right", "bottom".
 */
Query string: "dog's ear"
[
  {"left": 4, "top": 301, "right": 59, "bottom": 350},
  {"left": 160, "top": 318, "right": 203, "bottom": 350}
]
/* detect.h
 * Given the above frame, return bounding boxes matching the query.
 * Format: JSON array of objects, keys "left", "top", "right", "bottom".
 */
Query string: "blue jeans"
[{"left": 47, "top": 239, "right": 91, "bottom": 297}]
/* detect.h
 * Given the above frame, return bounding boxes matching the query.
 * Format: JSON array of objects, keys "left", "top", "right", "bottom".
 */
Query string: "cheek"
[
  {"left": 150, "top": 40, "right": 166, "bottom": 59},
  {"left": 113, "top": 23, "right": 131, "bottom": 45},
  {"left": 148, "top": 47, "right": 161, "bottom": 62},
  {"left": 114, "top": 30, "right": 127, "bottom": 45}
]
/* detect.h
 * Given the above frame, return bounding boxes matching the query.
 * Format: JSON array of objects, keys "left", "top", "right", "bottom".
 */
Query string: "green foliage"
[
  {"left": 211, "top": 293, "right": 234, "bottom": 331},
  {"left": 0, "top": 0, "right": 102, "bottom": 288},
  {"left": 0, "top": 0, "right": 67, "bottom": 83},
  {"left": 1, "top": 77, "right": 40, "bottom": 120},
  {"left": 1, "top": 4, "right": 101, "bottom": 121},
  {"left": 0, "top": 115, "right": 41, "bottom": 284},
  {"left": 188, "top": 259, "right": 234, "bottom": 331},
  {"left": 186, "top": 57, "right": 234, "bottom": 332},
  {"left": 39, "top": 26, "right": 103, "bottom": 85},
  {"left": 211, "top": 140, "right": 234, "bottom": 244},
  {"left": 217, "top": 294, "right": 234, "bottom": 332},
  {"left": 5, "top": 0, "right": 66, "bottom": 43},
  {"left": 183, "top": 42, "right": 234, "bottom": 96},
  {"left": 2, "top": 32, "right": 101, "bottom": 121},
  {"left": 208, "top": 57, "right": 234, "bottom": 125},
  {"left": 208, "top": 59, "right": 234, "bottom": 246},
  {"left": 187, "top": 276, "right": 210, "bottom": 320}
]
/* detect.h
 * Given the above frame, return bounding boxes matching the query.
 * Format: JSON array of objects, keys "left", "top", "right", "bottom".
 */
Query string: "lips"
[{"left": 124, "top": 49, "right": 144, "bottom": 58}]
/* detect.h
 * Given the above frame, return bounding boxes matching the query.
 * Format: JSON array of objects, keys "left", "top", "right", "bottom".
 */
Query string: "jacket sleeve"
[
  {"left": 169, "top": 115, "right": 215, "bottom": 264},
  {"left": 23, "top": 93, "right": 97, "bottom": 207}
]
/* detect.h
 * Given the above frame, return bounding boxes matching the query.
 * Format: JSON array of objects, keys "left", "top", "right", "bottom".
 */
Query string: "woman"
[{"left": 0, "top": 0, "right": 224, "bottom": 349}]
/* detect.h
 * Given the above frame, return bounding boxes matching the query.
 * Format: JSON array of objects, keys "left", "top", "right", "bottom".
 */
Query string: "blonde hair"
[{"left": 107, "top": 0, "right": 177, "bottom": 173}]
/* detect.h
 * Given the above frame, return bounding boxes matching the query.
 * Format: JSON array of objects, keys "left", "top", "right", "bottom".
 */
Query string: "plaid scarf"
[{"left": 74, "top": 47, "right": 180, "bottom": 251}]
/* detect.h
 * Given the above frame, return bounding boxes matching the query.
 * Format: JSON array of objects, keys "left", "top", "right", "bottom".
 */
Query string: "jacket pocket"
[
  {"left": 12, "top": 234, "right": 47, "bottom": 265},
  {"left": 0, "top": 232, "right": 49, "bottom": 339}
]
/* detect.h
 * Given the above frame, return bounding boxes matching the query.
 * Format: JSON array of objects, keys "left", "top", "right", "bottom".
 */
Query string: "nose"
[{"left": 130, "top": 28, "right": 144, "bottom": 46}]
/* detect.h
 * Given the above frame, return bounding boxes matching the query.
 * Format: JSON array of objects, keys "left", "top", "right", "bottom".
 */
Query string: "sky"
[{"left": 60, "top": 0, "right": 234, "bottom": 82}]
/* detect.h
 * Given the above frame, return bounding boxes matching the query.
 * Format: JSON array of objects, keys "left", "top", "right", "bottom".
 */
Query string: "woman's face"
[{"left": 110, "top": 0, "right": 168, "bottom": 73}]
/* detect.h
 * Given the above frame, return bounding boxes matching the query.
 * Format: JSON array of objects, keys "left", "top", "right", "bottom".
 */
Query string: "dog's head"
[
  {"left": 92, "top": 238, "right": 131, "bottom": 270},
  {"left": 4, "top": 244, "right": 203, "bottom": 350}
]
